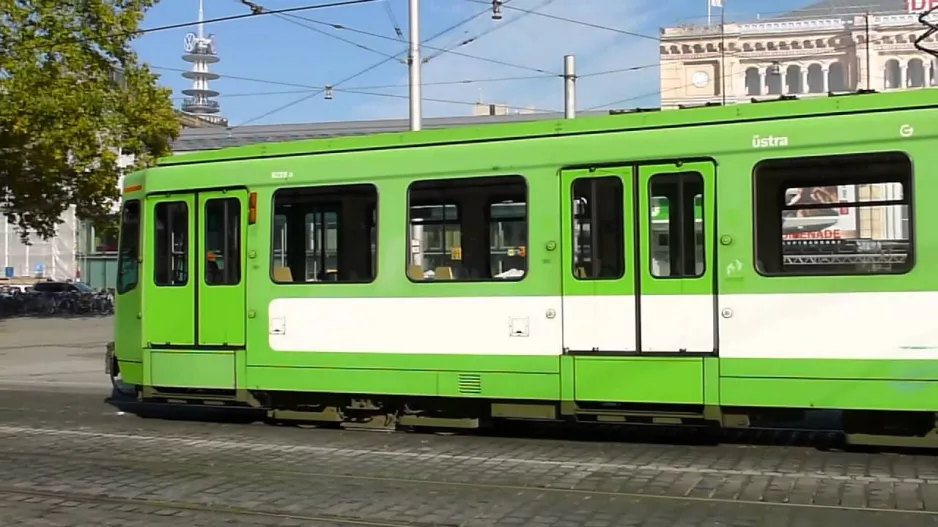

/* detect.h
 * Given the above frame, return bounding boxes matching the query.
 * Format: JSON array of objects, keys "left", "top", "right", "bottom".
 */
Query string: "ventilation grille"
[{"left": 457, "top": 374, "right": 482, "bottom": 394}]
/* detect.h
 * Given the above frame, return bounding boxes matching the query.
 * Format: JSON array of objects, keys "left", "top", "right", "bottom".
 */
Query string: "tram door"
[
  {"left": 559, "top": 168, "right": 636, "bottom": 352},
  {"left": 145, "top": 195, "right": 196, "bottom": 347},
  {"left": 196, "top": 190, "right": 247, "bottom": 347},
  {"left": 143, "top": 189, "right": 247, "bottom": 349},
  {"left": 636, "top": 162, "right": 716, "bottom": 353}
]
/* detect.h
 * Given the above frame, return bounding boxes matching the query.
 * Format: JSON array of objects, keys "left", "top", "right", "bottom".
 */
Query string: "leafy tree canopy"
[{"left": 0, "top": 0, "right": 180, "bottom": 241}]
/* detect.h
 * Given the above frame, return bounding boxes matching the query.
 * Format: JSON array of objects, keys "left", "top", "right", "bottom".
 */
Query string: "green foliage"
[{"left": 0, "top": 0, "right": 181, "bottom": 241}]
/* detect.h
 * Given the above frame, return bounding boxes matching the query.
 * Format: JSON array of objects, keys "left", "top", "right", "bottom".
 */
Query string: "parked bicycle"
[{"left": 0, "top": 281, "right": 114, "bottom": 319}]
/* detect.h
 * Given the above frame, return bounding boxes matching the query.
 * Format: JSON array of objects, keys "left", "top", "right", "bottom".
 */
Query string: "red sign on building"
[{"left": 908, "top": 0, "right": 938, "bottom": 12}]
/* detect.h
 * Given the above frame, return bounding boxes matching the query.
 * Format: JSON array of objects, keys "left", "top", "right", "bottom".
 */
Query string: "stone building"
[{"left": 659, "top": 0, "right": 938, "bottom": 108}]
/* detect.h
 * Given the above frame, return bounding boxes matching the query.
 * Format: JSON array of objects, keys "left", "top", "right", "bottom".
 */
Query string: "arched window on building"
[
  {"left": 766, "top": 65, "right": 783, "bottom": 95},
  {"left": 785, "top": 65, "right": 803, "bottom": 94},
  {"left": 828, "top": 62, "right": 847, "bottom": 92},
  {"left": 907, "top": 58, "right": 926, "bottom": 88},
  {"left": 807, "top": 64, "right": 824, "bottom": 93},
  {"left": 745, "top": 67, "right": 761, "bottom": 96},
  {"left": 884, "top": 59, "right": 901, "bottom": 90}
]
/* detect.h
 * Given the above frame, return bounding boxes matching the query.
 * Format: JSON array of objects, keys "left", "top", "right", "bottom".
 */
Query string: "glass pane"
[
  {"left": 649, "top": 172, "right": 704, "bottom": 278},
  {"left": 204, "top": 198, "right": 241, "bottom": 286},
  {"left": 116, "top": 201, "right": 140, "bottom": 294},
  {"left": 488, "top": 200, "right": 527, "bottom": 279},
  {"left": 571, "top": 176, "right": 624, "bottom": 279},
  {"left": 270, "top": 184, "right": 378, "bottom": 284},
  {"left": 406, "top": 175, "right": 527, "bottom": 282},
  {"left": 781, "top": 182, "right": 910, "bottom": 274},
  {"left": 154, "top": 201, "right": 189, "bottom": 286}
]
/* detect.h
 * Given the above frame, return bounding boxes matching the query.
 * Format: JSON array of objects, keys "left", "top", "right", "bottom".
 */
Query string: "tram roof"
[
  {"left": 171, "top": 111, "right": 609, "bottom": 153},
  {"left": 159, "top": 89, "right": 937, "bottom": 166}
]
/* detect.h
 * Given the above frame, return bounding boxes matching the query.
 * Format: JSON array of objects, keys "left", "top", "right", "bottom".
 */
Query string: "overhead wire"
[
  {"left": 232, "top": 0, "right": 870, "bottom": 124},
  {"left": 382, "top": 0, "right": 406, "bottom": 41},
  {"left": 422, "top": 0, "right": 553, "bottom": 63},
  {"left": 12, "top": 0, "right": 380, "bottom": 52},
  {"left": 236, "top": 0, "right": 402, "bottom": 61},
  {"left": 230, "top": 0, "right": 548, "bottom": 126},
  {"left": 282, "top": 12, "right": 558, "bottom": 75},
  {"left": 423, "top": 3, "right": 503, "bottom": 43},
  {"left": 158, "top": 61, "right": 660, "bottom": 99},
  {"left": 461, "top": 0, "right": 660, "bottom": 42},
  {"left": 160, "top": 65, "right": 549, "bottom": 91},
  {"left": 330, "top": 86, "right": 558, "bottom": 113},
  {"left": 233, "top": 66, "right": 367, "bottom": 127},
  {"left": 164, "top": 57, "right": 664, "bottom": 125}
]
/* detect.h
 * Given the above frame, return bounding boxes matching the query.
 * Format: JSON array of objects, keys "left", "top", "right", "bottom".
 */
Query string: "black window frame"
[
  {"left": 153, "top": 201, "right": 190, "bottom": 287},
  {"left": 116, "top": 199, "right": 141, "bottom": 295},
  {"left": 570, "top": 176, "right": 626, "bottom": 281},
  {"left": 752, "top": 151, "right": 914, "bottom": 277},
  {"left": 269, "top": 183, "right": 379, "bottom": 285},
  {"left": 203, "top": 197, "right": 242, "bottom": 286},
  {"left": 405, "top": 174, "right": 529, "bottom": 283},
  {"left": 648, "top": 171, "right": 706, "bottom": 279}
]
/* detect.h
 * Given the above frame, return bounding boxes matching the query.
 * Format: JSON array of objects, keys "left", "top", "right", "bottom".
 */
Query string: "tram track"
[{"left": 1, "top": 446, "right": 935, "bottom": 516}]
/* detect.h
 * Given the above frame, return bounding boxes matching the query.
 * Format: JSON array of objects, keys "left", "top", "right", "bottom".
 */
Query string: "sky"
[{"left": 133, "top": 0, "right": 818, "bottom": 127}]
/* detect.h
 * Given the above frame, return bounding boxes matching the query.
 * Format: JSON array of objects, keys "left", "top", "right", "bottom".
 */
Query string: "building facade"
[
  {"left": 656, "top": 0, "right": 917, "bottom": 273},
  {"left": 659, "top": 0, "right": 938, "bottom": 109}
]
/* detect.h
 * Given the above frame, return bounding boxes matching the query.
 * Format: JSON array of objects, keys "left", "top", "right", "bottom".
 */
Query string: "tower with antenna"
[{"left": 180, "top": 0, "right": 223, "bottom": 123}]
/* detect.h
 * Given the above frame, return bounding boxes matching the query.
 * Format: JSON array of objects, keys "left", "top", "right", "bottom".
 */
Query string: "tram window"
[
  {"left": 407, "top": 175, "right": 527, "bottom": 282},
  {"left": 571, "top": 177, "right": 625, "bottom": 279},
  {"left": 270, "top": 184, "right": 377, "bottom": 284},
  {"left": 204, "top": 198, "right": 241, "bottom": 286},
  {"left": 648, "top": 173, "right": 705, "bottom": 278},
  {"left": 153, "top": 201, "right": 189, "bottom": 286},
  {"left": 116, "top": 200, "right": 141, "bottom": 294},
  {"left": 753, "top": 152, "right": 913, "bottom": 276}
]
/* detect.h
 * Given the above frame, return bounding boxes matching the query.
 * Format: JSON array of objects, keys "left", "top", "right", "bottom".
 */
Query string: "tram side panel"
[
  {"left": 246, "top": 143, "right": 567, "bottom": 403},
  {"left": 715, "top": 107, "right": 938, "bottom": 415}
]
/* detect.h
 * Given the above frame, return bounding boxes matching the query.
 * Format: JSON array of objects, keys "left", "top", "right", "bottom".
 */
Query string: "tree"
[{"left": 0, "top": 0, "right": 181, "bottom": 241}]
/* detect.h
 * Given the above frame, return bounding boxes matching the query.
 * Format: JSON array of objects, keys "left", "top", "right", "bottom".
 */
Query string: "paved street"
[
  {"left": 1, "top": 390, "right": 938, "bottom": 526},
  {"left": 2, "top": 318, "right": 938, "bottom": 525},
  {"left": 0, "top": 316, "right": 112, "bottom": 392}
]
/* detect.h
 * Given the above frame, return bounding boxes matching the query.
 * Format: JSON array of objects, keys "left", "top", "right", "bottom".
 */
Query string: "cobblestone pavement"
[{"left": 2, "top": 391, "right": 938, "bottom": 526}]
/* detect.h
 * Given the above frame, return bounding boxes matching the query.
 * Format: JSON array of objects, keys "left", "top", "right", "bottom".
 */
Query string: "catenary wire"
[
  {"left": 331, "top": 86, "right": 558, "bottom": 112},
  {"left": 158, "top": 61, "right": 660, "bottom": 96},
  {"left": 283, "top": 12, "right": 558, "bottom": 75},
  {"left": 10, "top": 0, "right": 379, "bottom": 53},
  {"left": 423, "top": 0, "right": 553, "bottom": 63},
  {"left": 424, "top": 0, "right": 517, "bottom": 63},
  {"left": 166, "top": 61, "right": 663, "bottom": 125},
  {"left": 159, "top": 64, "right": 552, "bottom": 90},
  {"left": 258, "top": 0, "right": 552, "bottom": 68},
  {"left": 461, "top": 0, "right": 660, "bottom": 42},
  {"left": 231, "top": 2, "right": 893, "bottom": 124},
  {"left": 187, "top": 26, "right": 880, "bottom": 124},
  {"left": 136, "top": 0, "right": 377, "bottom": 37},
  {"left": 381, "top": 0, "right": 405, "bottom": 40},
  {"left": 229, "top": 0, "right": 554, "bottom": 126},
  {"left": 235, "top": 0, "right": 402, "bottom": 61}
]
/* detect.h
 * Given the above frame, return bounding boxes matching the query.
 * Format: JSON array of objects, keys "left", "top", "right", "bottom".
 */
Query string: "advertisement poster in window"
[{"left": 782, "top": 185, "right": 857, "bottom": 240}]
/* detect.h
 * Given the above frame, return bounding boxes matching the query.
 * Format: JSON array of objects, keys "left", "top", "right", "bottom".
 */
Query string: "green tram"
[{"left": 107, "top": 89, "right": 938, "bottom": 447}]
